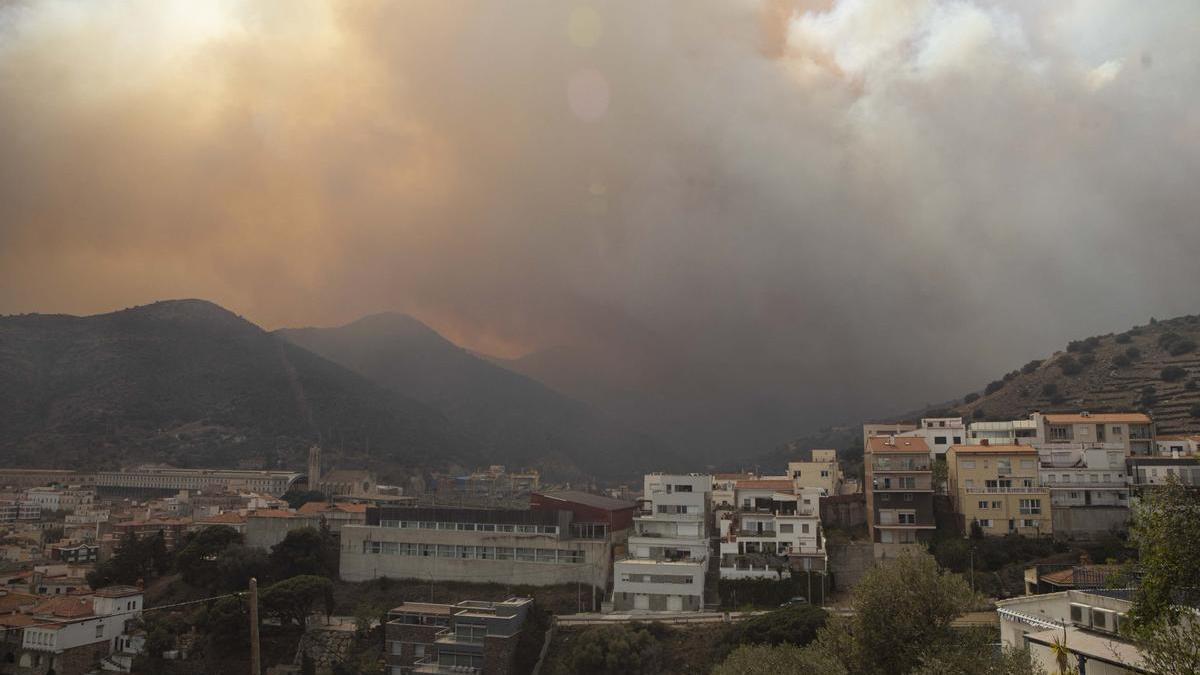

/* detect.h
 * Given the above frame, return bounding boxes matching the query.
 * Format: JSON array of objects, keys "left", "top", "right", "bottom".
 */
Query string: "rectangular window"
[
  {"left": 978, "top": 501, "right": 988, "bottom": 509},
  {"left": 953, "top": 436, "right": 962, "bottom": 444},
  {"left": 991, "top": 501, "right": 1001, "bottom": 509},
  {"left": 496, "top": 548, "right": 514, "bottom": 560},
  {"left": 978, "top": 519, "right": 993, "bottom": 528},
  {"left": 934, "top": 436, "right": 947, "bottom": 445},
  {"left": 898, "top": 512, "right": 916, "bottom": 524},
  {"left": 903, "top": 493, "right": 914, "bottom": 502},
  {"left": 801, "top": 524, "right": 810, "bottom": 533},
  {"left": 516, "top": 548, "right": 537, "bottom": 562},
  {"left": 779, "top": 524, "right": 794, "bottom": 533},
  {"left": 1019, "top": 499, "right": 1042, "bottom": 515}
]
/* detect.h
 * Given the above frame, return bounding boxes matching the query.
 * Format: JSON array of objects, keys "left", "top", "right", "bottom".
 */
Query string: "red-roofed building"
[
  {"left": 5, "top": 586, "right": 144, "bottom": 675},
  {"left": 530, "top": 491, "right": 636, "bottom": 536},
  {"left": 296, "top": 501, "right": 368, "bottom": 532}
]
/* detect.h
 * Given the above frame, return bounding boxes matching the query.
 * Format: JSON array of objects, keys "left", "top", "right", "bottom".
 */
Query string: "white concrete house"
[{"left": 612, "top": 474, "right": 711, "bottom": 612}]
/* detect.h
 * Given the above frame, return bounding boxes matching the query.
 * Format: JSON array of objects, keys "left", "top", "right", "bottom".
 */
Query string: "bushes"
[
  {"left": 1158, "top": 332, "right": 1197, "bottom": 356},
  {"left": 1140, "top": 385, "right": 1158, "bottom": 408},
  {"left": 984, "top": 380, "right": 1005, "bottom": 395},
  {"left": 719, "top": 605, "right": 827, "bottom": 653},
  {"left": 1187, "top": 380, "right": 1200, "bottom": 392},
  {"left": 719, "top": 576, "right": 826, "bottom": 608},
  {"left": 1041, "top": 383, "right": 1058, "bottom": 397},
  {"left": 1067, "top": 336, "right": 1101, "bottom": 353},
  {"left": 1126, "top": 346, "right": 1142, "bottom": 360},
  {"left": 962, "top": 392, "right": 980, "bottom": 404},
  {"left": 1080, "top": 353, "right": 1096, "bottom": 366},
  {"left": 1171, "top": 339, "right": 1197, "bottom": 356},
  {"left": 563, "top": 623, "right": 671, "bottom": 675},
  {"left": 1021, "top": 360, "right": 1043, "bottom": 374},
  {"left": 1116, "top": 333, "right": 1133, "bottom": 344},
  {"left": 1191, "top": 404, "right": 1200, "bottom": 419},
  {"left": 1113, "top": 353, "right": 1131, "bottom": 368},
  {"left": 1057, "top": 356, "right": 1083, "bottom": 376},
  {"left": 972, "top": 408, "right": 987, "bottom": 420},
  {"left": 1161, "top": 366, "right": 1188, "bottom": 382}
]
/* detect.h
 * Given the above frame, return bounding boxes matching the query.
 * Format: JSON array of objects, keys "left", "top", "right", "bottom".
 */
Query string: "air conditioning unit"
[
  {"left": 1069, "top": 603, "right": 1092, "bottom": 627},
  {"left": 1092, "top": 607, "right": 1116, "bottom": 633},
  {"left": 1089, "top": 605, "right": 1113, "bottom": 629}
]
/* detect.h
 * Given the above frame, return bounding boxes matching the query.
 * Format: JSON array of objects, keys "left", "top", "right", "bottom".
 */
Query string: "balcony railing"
[
  {"left": 413, "top": 657, "right": 481, "bottom": 675},
  {"left": 434, "top": 628, "right": 484, "bottom": 647},
  {"left": 735, "top": 529, "right": 777, "bottom": 538},
  {"left": 964, "top": 487, "right": 1046, "bottom": 494}
]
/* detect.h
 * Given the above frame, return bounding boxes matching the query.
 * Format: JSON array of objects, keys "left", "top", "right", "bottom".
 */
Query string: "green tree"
[
  {"left": 261, "top": 575, "right": 334, "bottom": 627},
  {"left": 719, "top": 605, "right": 827, "bottom": 654},
  {"left": 1124, "top": 475, "right": 1200, "bottom": 674},
  {"left": 712, "top": 643, "right": 840, "bottom": 675},
  {"left": 913, "top": 628, "right": 1045, "bottom": 674},
  {"left": 805, "top": 552, "right": 976, "bottom": 675},
  {"left": 177, "top": 525, "right": 245, "bottom": 588},
  {"left": 565, "top": 623, "right": 669, "bottom": 675},
  {"left": 269, "top": 525, "right": 339, "bottom": 579}
]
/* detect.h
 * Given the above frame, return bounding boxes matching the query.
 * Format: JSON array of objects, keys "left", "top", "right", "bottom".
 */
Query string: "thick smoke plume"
[{"left": 2, "top": 0, "right": 1199, "bottom": 451}]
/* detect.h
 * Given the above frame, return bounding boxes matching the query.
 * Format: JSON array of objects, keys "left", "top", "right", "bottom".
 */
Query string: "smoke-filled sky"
[{"left": 2, "top": 0, "right": 1199, "bottom": 448}]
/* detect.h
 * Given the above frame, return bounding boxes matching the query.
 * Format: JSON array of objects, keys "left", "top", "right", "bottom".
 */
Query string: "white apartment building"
[
  {"left": 24, "top": 487, "right": 95, "bottom": 514},
  {"left": 1155, "top": 435, "right": 1200, "bottom": 456},
  {"left": 718, "top": 481, "right": 824, "bottom": 579},
  {"left": 968, "top": 418, "right": 1042, "bottom": 445},
  {"left": 787, "top": 450, "right": 845, "bottom": 495},
  {"left": 997, "top": 589, "right": 1148, "bottom": 674},
  {"left": 1039, "top": 446, "right": 1130, "bottom": 540},
  {"left": 612, "top": 474, "right": 711, "bottom": 613},
  {"left": 898, "top": 418, "right": 966, "bottom": 459},
  {"left": 15, "top": 585, "right": 144, "bottom": 673}
]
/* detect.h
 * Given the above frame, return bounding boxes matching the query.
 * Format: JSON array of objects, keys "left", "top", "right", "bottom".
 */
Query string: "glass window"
[{"left": 516, "top": 548, "right": 537, "bottom": 562}]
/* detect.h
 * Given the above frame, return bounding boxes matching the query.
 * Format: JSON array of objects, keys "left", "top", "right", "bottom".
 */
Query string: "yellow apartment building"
[{"left": 946, "top": 443, "right": 1052, "bottom": 537}]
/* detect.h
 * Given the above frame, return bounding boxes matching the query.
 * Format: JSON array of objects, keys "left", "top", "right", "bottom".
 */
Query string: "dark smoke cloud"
[{"left": 2, "top": 0, "right": 1199, "bottom": 452}]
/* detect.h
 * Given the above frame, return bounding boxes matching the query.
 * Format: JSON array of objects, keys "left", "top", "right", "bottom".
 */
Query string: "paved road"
[{"left": 555, "top": 608, "right": 997, "bottom": 627}]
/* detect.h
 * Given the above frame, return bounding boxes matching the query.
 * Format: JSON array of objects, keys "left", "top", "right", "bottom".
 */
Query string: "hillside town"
[{"left": 0, "top": 406, "right": 1195, "bottom": 674}]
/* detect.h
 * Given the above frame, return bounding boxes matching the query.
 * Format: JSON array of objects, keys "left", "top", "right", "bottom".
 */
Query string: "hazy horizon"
[{"left": 3, "top": 0, "right": 1199, "bottom": 444}]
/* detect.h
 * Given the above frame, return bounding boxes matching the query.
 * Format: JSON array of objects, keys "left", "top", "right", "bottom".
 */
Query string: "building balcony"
[
  {"left": 413, "top": 658, "right": 480, "bottom": 675},
  {"left": 873, "top": 522, "right": 937, "bottom": 529},
  {"left": 735, "top": 529, "right": 777, "bottom": 538},
  {"left": 964, "top": 487, "right": 1047, "bottom": 494},
  {"left": 635, "top": 512, "right": 703, "bottom": 522},
  {"left": 434, "top": 629, "right": 484, "bottom": 648}
]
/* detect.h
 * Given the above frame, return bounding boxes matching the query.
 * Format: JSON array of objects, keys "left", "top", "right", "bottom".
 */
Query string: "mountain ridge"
[
  {"left": 277, "top": 313, "right": 677, "bottom": 479},
  {"left": 0, "top": 300, "right": 478, "bottom": 474}
]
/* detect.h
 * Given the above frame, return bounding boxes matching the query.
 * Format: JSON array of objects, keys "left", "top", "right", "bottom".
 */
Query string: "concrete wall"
[
  {"left": 826, "top": 541, "right": 874, "bottom": 590},
  {"left": 820, "top": 494, "right": 865, "bottom": 529},
  {"left": 245, "top": 515, "right": 321, "bottom": 550},
  {"left": 1052, "top": 507, "right": 1129, "bottom": 541},
  {"left": 339, "top": 525, "right": 611, "bottom": 587}
]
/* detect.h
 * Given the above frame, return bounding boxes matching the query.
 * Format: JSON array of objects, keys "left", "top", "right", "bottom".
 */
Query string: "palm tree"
[{"left": 1049, "top": 626, "right": 1079, "bottom": 675}]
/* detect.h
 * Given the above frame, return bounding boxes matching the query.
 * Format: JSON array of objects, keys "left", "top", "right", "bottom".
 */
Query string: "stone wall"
[{"left": 827, "top": 541, "right": 875, "bottom": 591}]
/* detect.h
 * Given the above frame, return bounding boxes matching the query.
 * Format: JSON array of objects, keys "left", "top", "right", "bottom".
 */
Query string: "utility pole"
[{"left": 249, "top": 577, "right": 261, "bottom": 675}]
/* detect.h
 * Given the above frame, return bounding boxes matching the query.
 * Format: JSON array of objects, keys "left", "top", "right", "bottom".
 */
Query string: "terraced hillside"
[{"left": 951, "top": 315, "right": 1200, "bottom": 434}]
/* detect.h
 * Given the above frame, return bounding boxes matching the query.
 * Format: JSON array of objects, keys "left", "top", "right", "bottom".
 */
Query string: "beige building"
[
  {"left": 1039, "top": 412, "right": 1155, "bottom": 456},
  {"left": 787, "top": 450, "right": 845, "bottom": 496},
  {"left": 947, "top": 444, "right": 1051, "bottom": 537},
  {"left": 862, "top": 423, "right": 918, "bottom": 451}
]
